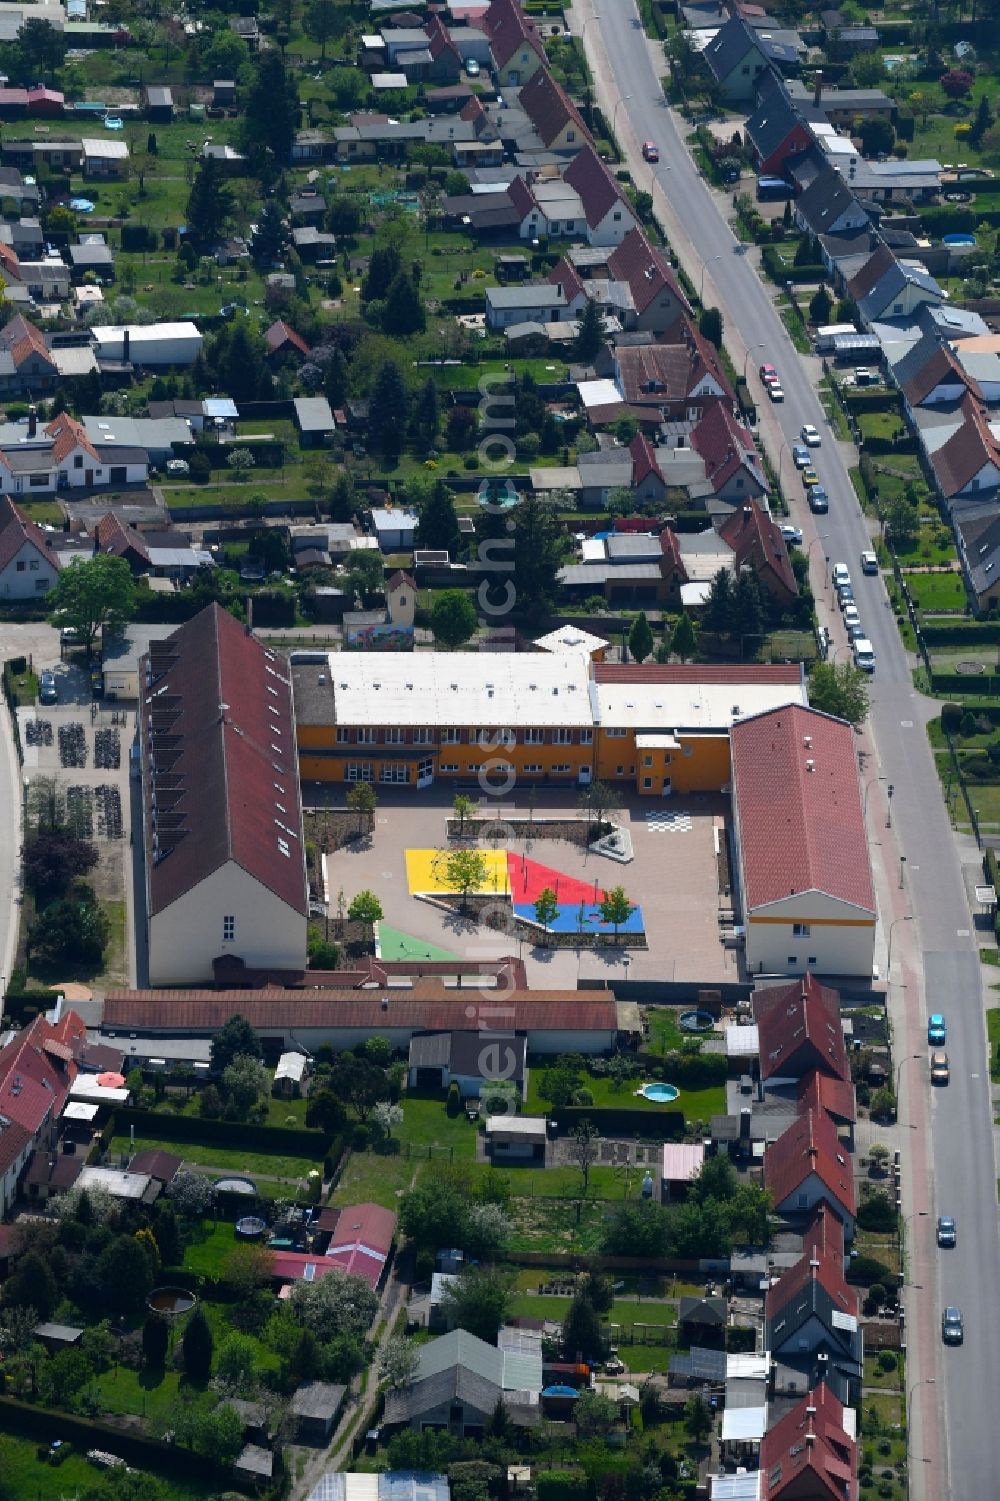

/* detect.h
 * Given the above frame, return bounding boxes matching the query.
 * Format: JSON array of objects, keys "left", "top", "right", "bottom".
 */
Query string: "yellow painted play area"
[{"left": 405, "top": 848, "right": 511, "bottom": 896}]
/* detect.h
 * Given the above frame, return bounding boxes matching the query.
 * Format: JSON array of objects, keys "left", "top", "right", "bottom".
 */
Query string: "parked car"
[
  {"left": 843, "top": 604, "right": 861, "bottom": 630},
  {"left": 847, "top": 621, "right": 867, "bottom": 641},
  {"left": 759, "top": 362, "right": 778, "bottom": 385},
  {"left": 465, "top": 57, "right": 480, "bottom": 75},
  {"left": 837, "top": 582, "right": 855, "bottom": 607},
  {"left": 808, "top": 487, "right": 829, "bottom": 513},
  {"left": 642, "top": 140, "right": 659, "bottom": 162},
  {"left": 780, "top": 524, "right": 803, "bottom": 544},
  {"left": 768, "top": 383, "right": 785, "bottom": 402},
  {"left": 792, "top": 444, "right": 811, "bottom": 469},
  {"left": 928, "top": 1013, "right": 946, "bottom": 1044},
  {"left": 931, "top": 1050, "right": 950, "bottom": 1084},
  {"left": 861, "top": 550, "right": 879, "bottom": 575},
  {"left": 853, "top": 638, "right": 875, "bottom": 672},
  {"left": 801, "top": 466, "right": 819, "bottom": 488},
  {"left": 800, "top": 423, "right": 821, "bottom": 447},
  {"left": 942, "top": 1306, "right": 963, "bottom": 1343},
  {"left": 38, "top": 670, "right": 57, "bottom": 705},
  {"left": 937, "top": 1215, "right": 957, "bottom": 1247},
  {"left": 832, "top": 563, "right": 851, "bottom": 588}
]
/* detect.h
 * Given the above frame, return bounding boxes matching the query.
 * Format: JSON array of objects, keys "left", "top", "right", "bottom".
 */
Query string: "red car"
[
  {"left": 642, "top": 140, "right": 659, "bottom": 162},
  {"left": 759, "top": 362, "right": 779, "bottom": 385}
]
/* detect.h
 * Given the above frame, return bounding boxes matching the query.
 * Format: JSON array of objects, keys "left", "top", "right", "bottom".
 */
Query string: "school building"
[{"left": 292, "top": 655, "right": 807, "bottom": 796}]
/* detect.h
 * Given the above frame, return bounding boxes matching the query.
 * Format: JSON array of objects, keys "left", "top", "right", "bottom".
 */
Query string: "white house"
[
  {"left": 371, "top": 507, "right": 418, "bottom": 552},
  {"left": 91, "top": 321, "right": 203, "bottom": 368},
  {"left": 730, "top": 703, "right": 875, "bottom": 978},
  {"left": 141, "top": 604, "right": 308, "bottom": 986},
  {"left": 0, "top": 493, "right": 59, "bottom": 597},
  {"left": 485, "top": 281, "right": 584, "bottom": 330}
]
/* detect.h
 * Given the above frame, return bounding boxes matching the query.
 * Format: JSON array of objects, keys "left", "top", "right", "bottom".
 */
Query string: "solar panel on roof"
[{"left": 673, "top": 1345, "right": 727, "bottom": 1381}]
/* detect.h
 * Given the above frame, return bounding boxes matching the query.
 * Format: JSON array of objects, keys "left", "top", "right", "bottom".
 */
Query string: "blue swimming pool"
[{"left": 640, "top": 1082, "right": 680, "bottom": 1103}]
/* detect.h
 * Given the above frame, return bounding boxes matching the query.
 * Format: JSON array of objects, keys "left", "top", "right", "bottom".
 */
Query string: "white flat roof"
[
  {"left": 92, "top": 321, "right": 201, "bottom": 344},
  {"left": 70, "top": 1077, "right": 129, "bottom": 1103},
  {"left": 711, "top": 1477, "right": 761, "bottom": 1501},
  {"left": 661, "top": 1142, "right": 705, "bottom": 1181},
  {"left": 328, "top": 653, "right": 594, "bottom": 728},
  {"left": 636, "top": 732, "right": 681, "bottom": 749},
  {"left": 534, "top": 625, "right": 608, "bottom": 656},
  {"left": 76, "top": 1165, "right": 152, "bottom": 1200},
  {"left": 81, "top": 137, "right": 129, "bottom": 158},
  {"left": 721, "top": 1405, "right": 766, "bottom": 1442},
  {"left": 726, "top": 1023, "right": 759, "bottom": 1057},
  {"left": 486, "top": 1115, "right": 548, "bottom": 1135},
  {"left": 62, "top": 1100, "right": 99, "bottom": 1121},
  {"left": 726, "top": 1353, "right": 769, "bottom": 1380},
  {"left": 578, "top": 377, "right": 623, "bottom": 408},
  {"left": 595, "top": 679, "right": 805, "bottom": 731}
]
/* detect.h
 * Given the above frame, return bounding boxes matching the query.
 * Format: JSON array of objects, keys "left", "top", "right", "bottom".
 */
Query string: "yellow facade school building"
[{"left": 292, "top": 654, "right": 806, "bottom": 797}]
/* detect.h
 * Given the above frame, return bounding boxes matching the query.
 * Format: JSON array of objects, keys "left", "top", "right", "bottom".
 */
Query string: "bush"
[
  {"left": 857, "top": 1191, "right": 898, "bottom": 1233},
  {"left": 446, "top": 1080, "right": 461, "bottom": 1117},
  {"left": 941, "top": 702, "right": 963, "bottom": 733},
  {"left": 877, "top": 1349, "right": 897, "bottom": 1373},
  {"left": 846, "top": 1253, "right": 894, "bottom": 1286},
  {"left": 960, "top": 710, "right": 977, "bottom": 738},
  {"left": 188, "top": 449, "right": 213, "bottom": 484}
]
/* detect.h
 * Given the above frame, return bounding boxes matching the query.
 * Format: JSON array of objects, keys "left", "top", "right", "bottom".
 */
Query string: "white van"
[
  {"left": 853, "top": 638, "right": 876, "bottom": 672},
  {"left": 832, "top": 562, "right": 850, "bottom": 588}
]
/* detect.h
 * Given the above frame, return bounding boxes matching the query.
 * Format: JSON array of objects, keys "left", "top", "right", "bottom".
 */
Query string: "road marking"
[
  {"left": 971, "top": 1073, "right": 980, "bottom": 1079},
  {"left": 901, "top": 720, "right": 914, "bottom": 728},
  {"left": 957, "top": 929, "right": 970, "bottom": 937}
]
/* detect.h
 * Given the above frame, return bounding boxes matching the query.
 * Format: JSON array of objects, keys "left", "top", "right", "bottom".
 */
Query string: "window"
[
  {"left": 551, "top": 763, "right": 570, "bottom": 774},
  {"left": 385, "top": 728, "right": 403, "bottom": 745},
  {"left": 417, "top": 758, "right": 433, "bottom": 780},
  {"left": 524, "top": 728, "right": 544, "bottom": 745},
  {"left": 605, "top": 727, "right": 626, "bottom": 738},
  {"left": 613, "top": 210, "right": 622, "bottom": 221},
  {"left": 357, "top": 728, "right": 375, "bottom": 745},
  {"left": 413, "top": 728, "right": 432, "bottom": 744},
  {"left": 346, "top": 763, "right": 373, "bottom": 782},
  {"left": 741, "top": 64, "right": 750, "bottom": 73},
  {"left": 643, "top": 778, "right": 652, "bottom": 789},
  {"left": 580, "top": 729, "right": 593, "bottom": 745},
  {"left": 222, "top": 916, "right": 235, "bottom": 943},
  {"left": 441, "top": 728, "right": 460, "bottom": 745},
  {"left": 29, "top": 474, "right": 47, "bottom": 488},
  {"left": 793, "top": 922, "right": 811, "bottom": 937},
  {"left": 440, "top": 762, "right": 459, "bottom": 773},
  {"left": 808, "top": 956, "right": 817, "bottom": 965},
  {"left": 616, "top": 765, "right": 625, "bottom": 776},
  {"left": 644, "top": 756, "right": 653, "bottom": 768},
  {"left": 73, "top": 454, "right": 83, "bottom": 469},
  {"left": 336, "top": 728, "right": 351, "bottom": 743},
  {"left": 29, "top": 560, "right": 38, "bottom": 571},
  {"left": 553, "top": 728, "right": 572, "bottom": 745},
  {"left": 35, "top": 579, "right": 48, "bottom": 592},
  {"left": 524, "top": 763, "right": 542, "bottom": 773},
  {"left": 566, "top": 131, "right": 576, "bottom": 143},
  {"left": 380, "top": 764, "right": 410, "bottom": 783},
  {"left": 15, "top": 561, "right": 24, "bottom": 571}
]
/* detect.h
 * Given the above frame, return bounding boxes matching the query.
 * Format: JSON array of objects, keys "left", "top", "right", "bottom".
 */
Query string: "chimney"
[
  {"left": 27, "top": 403, "right": 36, "bottom": 438},
  {"left": 123, "top": 327, "right": 130, "bottom": 363},
  {"left": 814, "top": 70, "right": 823, "bottom": 106}
]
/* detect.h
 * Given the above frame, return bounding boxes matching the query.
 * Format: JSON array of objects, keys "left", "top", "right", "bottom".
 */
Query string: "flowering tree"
[{"left": 940, "top": 70, "right": 974, "bottom": 100}]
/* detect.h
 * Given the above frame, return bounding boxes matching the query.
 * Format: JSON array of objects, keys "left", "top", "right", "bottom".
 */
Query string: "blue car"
[{"left": 928, "top": 1013, "right": 946, "bottom": 1045}]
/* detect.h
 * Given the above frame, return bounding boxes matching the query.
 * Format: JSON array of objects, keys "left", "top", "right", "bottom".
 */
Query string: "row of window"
[{"left": 334, "top": 727, "right": 594, "bottom": 747}]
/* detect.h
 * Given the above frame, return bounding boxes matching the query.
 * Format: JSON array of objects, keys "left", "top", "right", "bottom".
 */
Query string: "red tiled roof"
[
  {"left": 507, "top": 173, "right": 538, "bottom": 220},
  {"left": 324, "top": 1201, "right": 397, "bottom": 1287},
  {"left": 519, "top": 67, "right": 588, "bottom": 149},
  {"left": 933, "top": 391, "right": 1000, "bottom": 498},
  {"left": 141, "top": 604, "right": 308, "bottom": 920},
  {"left": 548, "top": 256, "right": 585, "bottom": 305},
  {"left": 0, "top": 493, "right": 61, "bottom": 576},
  {"left": 658, "top": 527, "right": 686, "bottom": 575},
  {"left": 459, "top": 95, "right": 487, "bottom": 127},
  {"left": 798, "top": 1068, "right": 857, "bottom": 1124},
  {"left": 47, "top": 411, "right": 99, "bottom": 466},
  {"left": 764, "top": 1108, "right": 856, "bottom": 1219},
  {"left": 730, "top": 704, "right": 875, "bottom": 914},
  {"left": 629, "top": 431, "right": 665, "bottom": 489},
  {"left": 386, "top": 570, "right": 417, "bottom": 591},
  {"left": 101, "top": 988, "right": 622, "bottom": 1034},
  {"left": 0, "top": 1013, "right": 81, "bottom": 1144},
  {"left": 482, "top": 0, "right": 547, "bottom": 68},
  {"left": 0, "top": 1119, "right": 30, "bottom": 1179},
  {"left": 128, "top": 1148, "right": 182, "bottom": 1182},
  {"left": 754, "top": 974, "right": 850, "bottom": 1083},
  {"left": 425, "top": 13, "right": 462, "bottom": 64},
  {"left": 847, "top": 242, "right": 895, "bottom": 302},
  {"left": 0, "top": 312, "right": 56, "bottom": 371},
  {"left": 607, "top": 227, "right": 688, "bottom": 316},
  {"left": 95, "top": 511, "right": 150, "bottom": 564},
  {"left": 264, "top": 320, "right": 310, "bottom": 358},
  {"left": 0, "top": 241, "right": 20, "bottom": 279},
  {"left": 271, "top": 1251, "right": 341, "bottom": 1284},
  {"left": 802, "top": 1200, "right": 846, "bottom": 1265},
  {"left": 719, "top": 499, "right": 797, "bottom": 598},
  {"left": 563, "top": 144, "right": 627, "bottom": 230},
  {"left": 901, "top": 342, "right": 975, "bottom": 408},
  {"left": 594, "top": 662, "right": 801, "bottom": 685},
  {"left": 690, "top": 402, "right": 765, "bottom": 493},
  {"left": 615, "top": 342, "right": 701, "bottom": 405},
  {"left": 760, "top": 1386, "right": 857, "bottom": 1501}
]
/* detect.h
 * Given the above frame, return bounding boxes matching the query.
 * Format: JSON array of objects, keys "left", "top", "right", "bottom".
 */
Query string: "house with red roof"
[
  {"left": 482, "top": 0, "right": 546, "bottom": 85},
  {"left": 95, "top": 511, "right": 152, "bottom": 572},
  {"left": 140, "top": 603, "right": 309, "bottom": 985},
  {"left": 0, "top": 492, "right": 60, "bottom": 598},
  {"left": 760, "top": 1386, "right": 858, "bottom": 1499},
  {"left": 754, "top": 974, "right": 851, "bottom": 1085},
  {"left": 320, "top": 1201, "right": 396, "bottom": 1289},
  {"left": 719, "top": 498, "right": 797, "bottom": 604},
  {"left": 612, "top": 328, "right": 731, "bottom": 421},
  {"left": 730, "top": 704, "right": 876, "bottom": 978},
  {"left": 931, "top": 391, "right": 1000, "bottom": 504},
  {"left": 0, "top": 1011, "right": 86, "bottom": 1215},
  {"left": 265, "top": 319, "right": 311, "bottom": 366},
  {"left": 562, "top": 145, "right": 635, "bottom": 247},
  {"left": 518, "top": 67, "right": 589, "bottom": 152},
  {"left": 0, "top": 312, "right": 58, "bottom": 392},
  {"left": 691, "top": 403, "right": 767, "bottom": 503},
  {"left": 629, "top": 432, "right": 668, "bottom": 504},
  {"left": 763, "top": 1108, "right": 856, "bottom": 1236},
  {"left": 423, "top": 15, "right": 464, "bottom": 82},
  {"left": 765, "top": 1252, "right": 862, "bottom": 1404},
  {"left": 606, "top": 227, "right": 689, "bottom": 333}
]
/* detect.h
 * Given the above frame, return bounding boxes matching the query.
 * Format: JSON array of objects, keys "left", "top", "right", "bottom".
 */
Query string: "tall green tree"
[
  {"left": 383, "top": 271, "right": 425, "bottom": 335},
  {"left": 431, "top": 590, "right": 477, "bottom": 647},
  {"left": 48, "top": 554, "right": 135, "bottom": 656},
  {"left": 703, "top": 568, "right": 734, "bottom": 635},
  {"left": 182, "top": 1306, "right": 214, "bottom": 1383},
  {"left": 417, "top": 480, "right": 460, "bottom": 553},
  {"left": 732, "top": 570, "right": 765, "bottom": 647},
  {"left": 672, "top": 610, "right": 696, "bottom": 660},
  {"left": 18, "top": 17, "right": 65, "bottom": 76},
  {"left": 210, "top": 1014, "right": 262, "bottom": 1074},
  {"left": 575, "top": 297, "right": 605, "bottom": 359},
  {"left": 411, "top": 377, "right": 440, "bottom": 451},
  {"left": 242, "top": 50, "right": 299, "bottom": 160},
  {"left": 598, "top": 885, "right": 634, "bottom": 939},
  {"left": 346, "top": 781, "right": 377, "bottom": 835},
  {"left": 808, "top": 661, "right": 869, "bottom": 728},
  {"left": 253, "top": 200, "right": 288, "bottom": 263},
  {"left": 628, "top": 611, "right": 654, "bottom": 663},
  {"left": 304, "top": 0, "right": 337, "bottom": 59},
  {"left": 184, "top": 156, "right": 234, "bottom": 247},
  {"left": 512, "top": 494, "right": 565, "bottom": 619},
  {"left": 439, "top": 1265, "right": 513, "bottom": 1343},
  {"left": 362, "top": 244, "right": 403, "bottom": 302},
  {"left": 368, "top": 359, "right": 408, "bottom": 465}
]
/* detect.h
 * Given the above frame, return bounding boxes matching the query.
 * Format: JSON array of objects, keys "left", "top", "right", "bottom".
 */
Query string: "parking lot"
[{"left": 313, "top": 786, "right": 739, "bottom": 988}]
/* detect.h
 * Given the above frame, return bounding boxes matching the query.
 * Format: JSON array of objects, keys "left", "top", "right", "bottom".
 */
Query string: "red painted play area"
[{"left": 506, "top": 853, "right": 605, "bottom": 906}]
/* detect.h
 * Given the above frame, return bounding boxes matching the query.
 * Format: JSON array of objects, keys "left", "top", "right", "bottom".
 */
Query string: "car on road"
[
  {"left": 928, "top": 1013, "right": 947, "bottom": 1044},
  {"left": 847, "top": 621, "right": 867, "bottom": 641},
  {"left": 465, "top": 57, "right": 480, "bottom": 75},
  {"left": 853, "top": 638, "right": 876, "bottom": 672},
  {"left": 780, "top": 524, "right": 803, "bottom": 544},
  {"left": 801, "top": 465, "right": 818, "bottom": 487},
  {"left": 642, "top": 140, "right": 659, "bottom": 162},
  {"left": 861, "top": 550, "right": 879, "bottom": 575},
  {"left": 808, "top": 487, "right": 829, "bottom": 512},
  {"left": 843, "top": 604, "right": 861, "bottom": 631},
  {"left": 759, "top": 362, "right": 778, "bottom": 385},
  {"left": 38, "top": 670, "right": 56, "bottom": 705},
  {"left": 832, "top": 563, "right": 851, "bottom": 587},
  {"left": 768, "top": 383, "right": 784, "bottom": 402},
  {"left": 801, "top": 423, "right": 821, "bottom": 447},
  {"left": 942, "top": 1306, "right": 964, "bottom": 1343},
  {"left": 937, "top": 1215, "right": 957, "bottom": 1247},
  {"left": 931, "top": 1050, "right": 950, "bottom": 1084},
  {"left": 792, "top": 443, "right": 811, "bottom": 469}
]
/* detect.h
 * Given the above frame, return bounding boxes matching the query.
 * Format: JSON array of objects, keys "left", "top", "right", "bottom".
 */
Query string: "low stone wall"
[{"left": 446, "top": 816, "right": 609, "bottom": 846}]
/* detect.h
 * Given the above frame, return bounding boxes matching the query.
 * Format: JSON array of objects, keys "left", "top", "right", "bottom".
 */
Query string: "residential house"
[
  {"left": 485, "top": 278, "right": 584, "bottom": 329},
  {"left": 0, "top": 312, "right": 58, "bottom": 392},
  {"left": 517, "top": 67, "right": 588, "bottom": 152},
  {"left": 67, "top": 240, "right": 115, "bottom": 282},
  {"left": 0, "top": 1011, "right": 87, "bottom": 1214},
  {"left": 371, "top": 506, "right": 418, "bottom": 551},
  {"left": 897, "top": 339, "right": 974, "bottom": 414},
  {"left": 848, "top": 243, "right": 945, "bottom": 327},
  {"left": 407, "top": 1030, "right": 528, "bottom": 1099},
  {"left": 677, "top": 1296, "right": 728, "bottom": 1347},
  {"left": 931, "top": 393, "right": 1000, "bottom": 506},
  {"left": 718, "top": 498, "right": 797, "bottom": 604},
  {"left": 788, "top": 74, "right": 897, "bottom": 124},
  {"left": 764, "top": 1108, "right": 856, "bottom": 1234},
  {"left": 292, "top": 226, "right": 338, "bottom": 261},
  {"left": 612, "top": 326, "right": 731, "bottom": 420},
  {"left": 629, "top": 431, "right": 668, "bottom": 505},
  {"left": 317, "top": 1201, "right": 397, "bottom": 1289},
  {"left": 745, "top": 74, "right": 821, "bottom": 174},
  {"left": 0, "top": 492, "right": 59, "bottom": 597},
  {"left": 483, "top": 0, "right": 546, "bottom": 85},
  {"left": 703, "top": 19, "right": 802, "bottom": 103},
  {"left": 558, "top": 527, "right": 689, "bottom": 606},
  {"left": 606, "top": 227, "right": 689, "bottom": 334},
  {"left": 729, "top": 703, "right": 876, "bottom": 978},
  {"left": 691, "top": 404, "right": 767, "bottom": 504},
  {"left": 956, "top": 508, "right": 1000, "bottom": 612},
  {"left": 382, "top": 1329, "right": 541, "bottom": 1435},
  {"left": 562, "top": 144, "right": 636, "bottom": 247},
  {"left": 795, "top": 167, "right": 872, "bottom": 239},
  {"left": 423, "top": 14, "right": 464, "bottom": 81},
  {"left": 140, "top": 604, "right": 309, "bottom": 986},
  {"left": 48, "top": 411, "right": 148, "bottom": 490},
  {"left": 753, "top": 974, "right": 850, "bottom": 1085},
  {"left": 759, "top": 1386, "right": 858, "bottom": 1498}
]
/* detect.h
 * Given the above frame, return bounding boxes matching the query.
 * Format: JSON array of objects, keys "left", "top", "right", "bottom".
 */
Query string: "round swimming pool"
[
  {"left": 147, "top": 1286, "right": 196, "bottom": 1317},
  {"left": 215, "top": 1176, "right": 256, "bottom": 1196},
  {"left": 943, "top": 233, "right": 976, "bottom": 246},
  {"left": 640, "top": 1081, "right": 680, "bottom": 1103},
  {"left": 680, "top": 1009, "right": 715, "bottom": 1032}
]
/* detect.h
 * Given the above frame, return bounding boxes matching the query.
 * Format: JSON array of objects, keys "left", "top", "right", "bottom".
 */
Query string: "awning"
[
  {"left": 62, "top": 1101, "right": 99, "bottom": 1121},
  {"left": 636, "top": 733, "right": 681, "bottom": 749}
]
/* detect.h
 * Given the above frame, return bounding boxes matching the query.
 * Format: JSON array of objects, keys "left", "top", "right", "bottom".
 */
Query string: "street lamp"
[
  {"left": 743, "top": 342, "right": 765, "bottom": 383},
  {"left": 894, "top": 1052, "right": 921, "bottom": 1106},
  {"left": 864, "top": 773, "right": 886, "bottom": 818},
  {"left": 906, "top": 1377, "right": 935, "bottom": 1500},
  {"left": 899, "top": 1208, "right": 927, "bottom": 1250},
  {"left": 612, "top": 94, "right": 633, "bottom": 143},
  {"left": 699, "top": 255, "right": 721, "bottom": 302},
  {"left": 899, "top": 853, "right": 907, "bottom": 889},
  {"left": 886, "top": 913, "right": 912, "bottom": 979}
]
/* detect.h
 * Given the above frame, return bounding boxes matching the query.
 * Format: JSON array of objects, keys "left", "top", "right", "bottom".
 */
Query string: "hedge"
[
  {"left": 842, "top": 390, "right": 899, "bottom": 414},
  {"left": 930, "top": 671, "right": 1000, "bottom": 696},
  {"left": 760, "top": 245, "right": 825, "bottom": 283},
  {"left": 922, "top": 621, "right": 1000, "bottom": 646},
  {"left": 554, "top": 1106, "right": 685, "bottom": 1139},
  {"left": 0, "top": 1396, "right": 235, "bottom": 1485},
  {"left": 536, "top": 1474, "right": 580, "bottom": 1501},
  {"left": 640, "top": 1049, "right": 728, "bottom": 1087},
  {"left": 112, "top": 1106, "right": 329, "bottom": 1159},
  {"left": 2, "top": 988, "right": 59, "bottom": 1025}
]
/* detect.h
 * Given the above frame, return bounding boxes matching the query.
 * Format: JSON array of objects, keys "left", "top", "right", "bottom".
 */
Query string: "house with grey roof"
[
  {"left": 485, "top": 280, "right": 585, "bottom": 330},
  {"left": 794, "top": 167, "right": 872, "bottom": 239},
  {"left": 294, "top": 396, "right": 336, "bottom": 447},
  {"left": 703, "top": 18, "right": 804, "bottom": 102},
  {"left": 956, "top": 508, "right": 1000, "bottom": 612},
  {"left": 849, "top": 245, "right": 946, "bottom": 327},
  {"left": 382, "top": 1328, "right": 541, "bottom": 1435}
]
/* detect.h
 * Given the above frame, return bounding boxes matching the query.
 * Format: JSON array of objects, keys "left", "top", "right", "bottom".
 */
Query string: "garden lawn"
[
  {"left": 0, "top": 1429, "right": 218, "bottom": 1501},
  {"left": 93, "top": 1363, "right": 192, "bottom": 1431},
  {"left": 903, "top": 571, "right": 969, "bottom": 611},
  {"left": 108, "top": 1134, "right": 325, "bottom": 1180},
  {"left": 398, "top": 1092, "right": 481, "bottom": 1156},
  {"left": 181, "top": 1218, "right": 244, "bottom": 1279},
  {"left": 331, "top": 1148, "right": 417, "bottom": 1208},
  {"left": 987, "top": 1009, "right": 1000, "bottom": 1082}
]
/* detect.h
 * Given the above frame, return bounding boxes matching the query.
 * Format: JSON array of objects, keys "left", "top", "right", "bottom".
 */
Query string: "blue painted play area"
[{"left": 513, "top": 902, "right": 646, "bottom": 935}]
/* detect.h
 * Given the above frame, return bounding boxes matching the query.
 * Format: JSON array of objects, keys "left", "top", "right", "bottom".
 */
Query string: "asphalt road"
[{"left": 578, "top": 4, "right": 1000, "bottom": 1491}]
